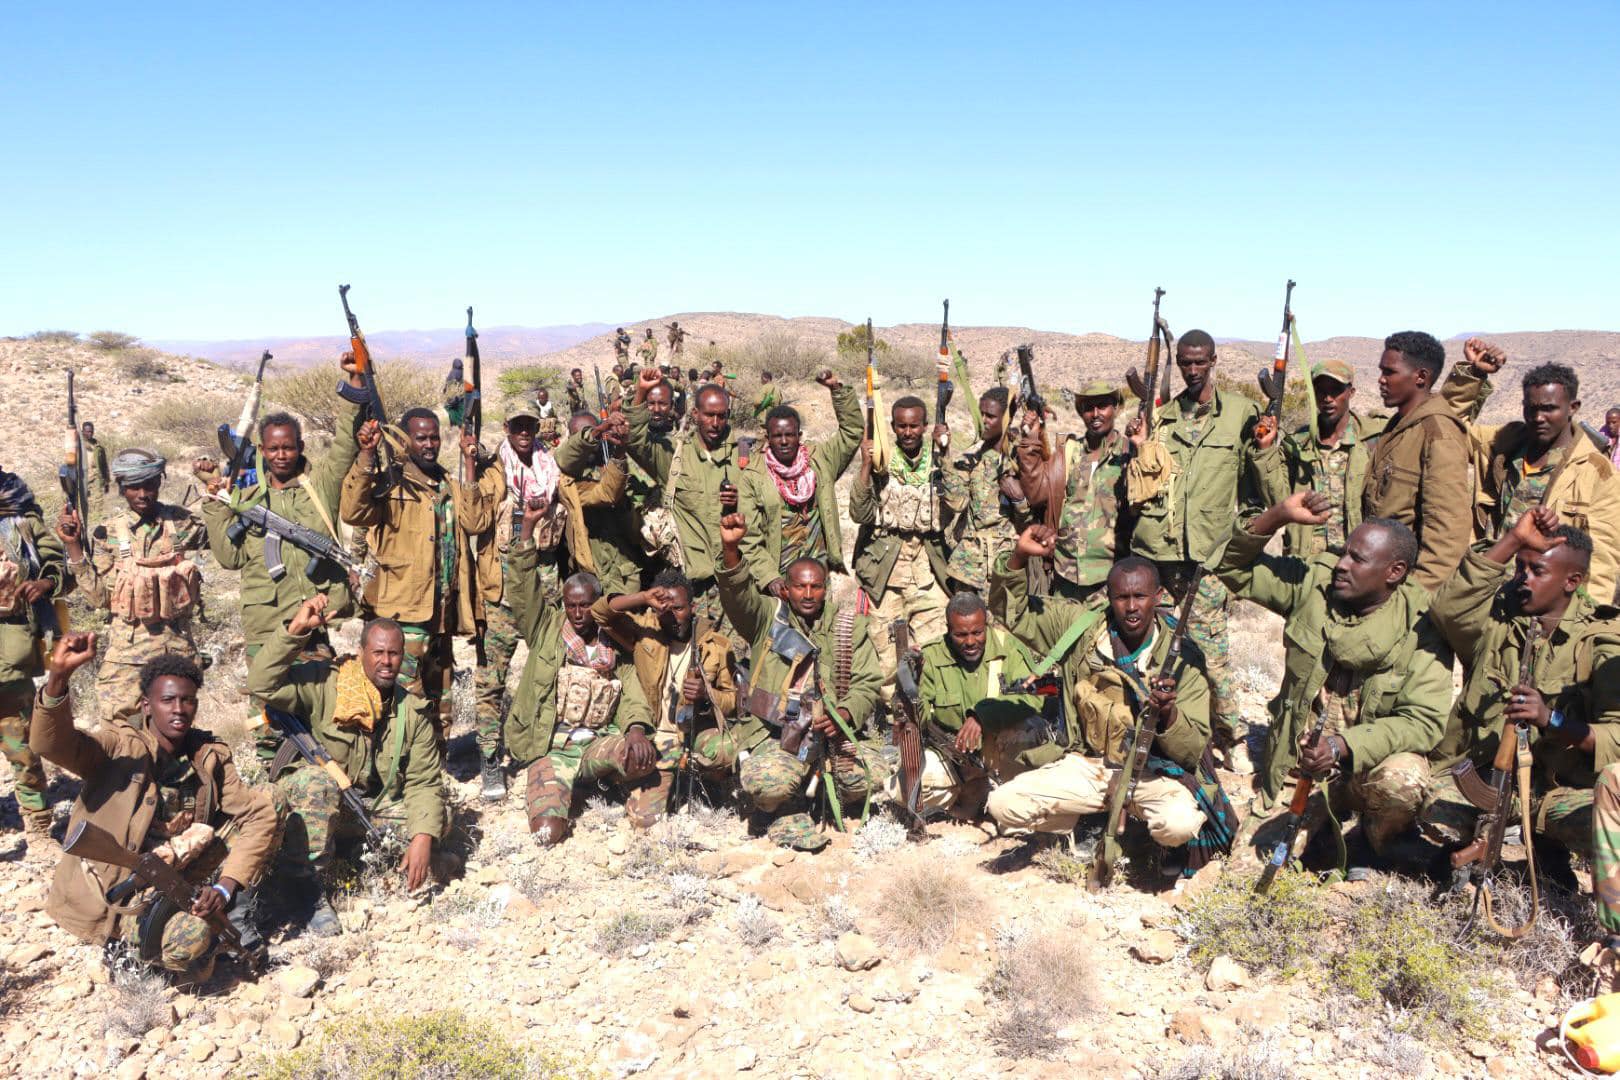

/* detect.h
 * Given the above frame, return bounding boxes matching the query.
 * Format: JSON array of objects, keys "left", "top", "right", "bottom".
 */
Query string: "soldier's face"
[
  {"left": 1175, "top": 345, "right": 1216, "bottom": 394},
  {"left": 1510, "top": 547, "right": 1584, "bottom": 616},
  {"left": 572, "top": 371, "right": 584, "bottom": 385},
  {"left": 1332, "top": 526, "right": 1401, "bottom": 609},
  {"left": 564, "top": 584, "right": 598, "bottom": 635},
  {"left": 1107, "top": 567, "right": 1158, "bottom": 644},
  {"left": 506, "top": 418, "right": 537, "bottom": 455},
  {"left": 143, "top": 674, "right": 198, "bottom": 751},
  {"left": 121, "top": 477, "right": 160, "bottom": 515},
  {"left": 1313, "top": 378, "right": 1354, "bottom": 430},
  {"left": 979, "top": 399, "right": 1005, "bottom": 444},
  {"left": 1077, "top": 397, "right": 1118, "bottom": 437},
  {"left": 647, "top": 385, "right": 675, "bottom": 429},
  {"left": 946, "top": 609, "right": 988, "bottom": 665},
  {"left": 406, "top": 416, "right": 441, "bottom": 465},
  {"left": 260, "top": 423, "right": 305, "bottom": 482},
  {"left": 785, "top": 562, "right": 826, "bottom": 620},
  {"left": 1522, "top": 383, "right": 1576, "bottom": 449},
  {"left": 766, "top": 416, "right": 802, "bottom": 464},
  {"left": 695, "top": 389, "right": 730, "bottom": 446},
  {"left": 1377, "top": 350, "right": 1426, "bottom": 408},
  {"left": 658, "top": 587, "right": 694, "bottom": 639},
  {"left": 361, "top": 625, "right": 404, "bottom": 690},
  {"left": 892, "top": 406, "right": 927, "bottom": 455}
]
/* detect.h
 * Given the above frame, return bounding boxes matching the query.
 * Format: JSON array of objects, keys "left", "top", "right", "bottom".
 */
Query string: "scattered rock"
[
  {"left": 1131, "top": 930, "right": 1178, "bottom": 963},
  {"left": 606, "top": 833, "right": 630, "bottom": 856},
  {"left": 185, "top": 1040, "right": 215, "bottom": 1063},
  {"left": 1205, "top": 955, "right": 1251, "bottom": 991},
  {"left": 847, "top": 993, "right": 875, "bottom": 1014},
  {"left": 7, "top": 942, "right": 49, "bottom": 966},
  {"left": 264, "top": 1020, "right": 301, "bottom": 1051},
  {"left": 280, "top": 995, "right": 314, "bottom": 1018},
  {"left": 276, "top": 965, "right": 321, "bottom": 999},
  {"left": 733, "top": 1045, "right": 758, "bottom": 1071},
  {"left": 1169, "top": 1007, "right": 1237, "bottom": 1047},
  {"left": 836, "top": 933, "right": 881, "bottom": 972}
]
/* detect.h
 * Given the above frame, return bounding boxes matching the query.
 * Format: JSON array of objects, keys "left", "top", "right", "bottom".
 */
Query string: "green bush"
[
  {"left": 116, "top": 347, "right": 170, "bottom": 381},
  {"left": 256, "top": 1010, "right": 584, "bottom": 1079},
  {"left": 496, "top": 364, "right": 565, "bottom": 404},
  {"left": 88, "top": 330, "right": 139, "bottom": 351},
  {"left": 1215, "top": 370, "right": 1311, "bottom": 431},
  {"left": 593, "top": 910, "right": 673, "bottom": 956},
  {"left": 1175, "top": 867, "right": 1324, "bottom": 978},
  {"left": 835, "top": 323, "right": 891, "bottom": 362},
  {"left": 29, "top": 329, "right": 78, "bottom": 344},
  {"left": 267, "top": 364, "right": 444, "bottom": 436},
  {"left": 139, "top": 392, "right": 240, "bottom": 453}
]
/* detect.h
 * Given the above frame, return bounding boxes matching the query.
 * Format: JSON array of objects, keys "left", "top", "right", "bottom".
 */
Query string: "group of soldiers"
[{"left": 7, "top": 322, "right": 1620, "bottom": 985}]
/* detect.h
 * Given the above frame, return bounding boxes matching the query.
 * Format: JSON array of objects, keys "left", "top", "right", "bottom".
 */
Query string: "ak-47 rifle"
[
  {"left": 671, "top": 623, "right": 721, "bottom": 813},
  {"left": 891, "top": 620, "right": 926, "bottom": 835},
  {"left": 338, "top": 285, "right": 387, "bottom": 425},
  {"left": 216, "top": 497, "right": 369, "bottom": 584},
  {"left": 1125, "top": 288, "right": 1171, "bottom": 429},
  {"left": 1255, "top": 279, "right": 1297, "bottom": 445},
  {"left": 1450, "top": 621, "right": 1542, "bottom": 938},
  {"left": 59, "top": 371, "right": 92, "bottom": 556},
  {"left": 62, "top": 819, "right": 264, "bottom": 973},
  {"left": 593, "top": 364, "right": 609, "bottom": 416},
  {"left": 1089, "top": 567, "right": 1202, "bottom": 890},
  {"left": 262, "top": 708, "right": 389, "bottom": 845},
  {"left": 1255, "top": 687, "right": 1335, "bottom": 894},
  {"left": 1014, "top": 344, "right": 1058, "bottom": 596},
  {"left": 864, "top": 317, "right": 890, "bottom": 475},
  {"left": 934, "top": 300, "right": 955, "bottom": 495},
  {"left": 218, "top": 350, "right": 272, "bottom": 490},
  {"left": 462, "top": 307, "right": 482, "bottom": 485}
]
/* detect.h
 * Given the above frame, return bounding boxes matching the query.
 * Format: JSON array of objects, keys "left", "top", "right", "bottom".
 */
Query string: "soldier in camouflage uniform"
[
  {"left": 613, "top": 329, "right": 632, "bottom": 364},
  {"left": 1421, "top": 511, "right": 1620, "bottom": 884},
  {"left": 1592, "top": 764, "right": 1620, "bottom": 944},
  {"left": 716, "top": 512, "right": 887, "bottom": 851},
  {"left": 60, "top": 449, "right": 209, "bottom": 725},
  {"left": 1214, "top": 493, "right": 1454, "bottom": 868},
  {"left": 565, "top": 368, "right": 589, "bottom": 416},
  {"left": 0, "top": 469, "right": 70, "bottom": 844},
  {"left": 553, "top": 411, "right": 640, "bottom": 594},
  {"left": 1253, "top": 360, "right": 1369, "bottom": 558},
  {"left": 36, "top": 639, "right": 284, "bottom": 978},
  {"left": 1126, "top": 329, "right": 1263, "bottom": 772},
  {"left": 638, "top": 328, "right": 659, "bottom": 366},
  {"left": 83, "top": 421, "right": 111, "bottom": 500},
  {"left": 941, "top": 387, "right": 1021, "bottom": 594}
]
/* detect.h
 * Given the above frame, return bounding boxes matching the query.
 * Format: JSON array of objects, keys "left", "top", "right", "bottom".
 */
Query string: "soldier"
[
  {"left": 534, "top": 388, "right": 559, "bottom": 446},
  {"left": 941, "top": 387, "right": 1020, "bottom": 595},
  {"left": 442, "top": 357, "right": 467, "bottom": 427},
  {"left": 751, "top": 371, "right": 780, "bottom": 421},
  {"left": 613, "top": 328, "right": 632, "bottom": 364},
  {"left": 988, "top": 529, "right": 1216, "bottom": 870},
  {"left": 593, "top": 570, "right": 741, "bottom": 827},
  {"left": 0, "top": 468, "right": 70, "bottom": 846},
  {"left": 1253, "top": 359, "right": 1369, "bottom": 558},
  {"left": 553, "top": 411, "right": 641, "bottom": 595},
  {"left": 59, "top": 448, "right": 208, "bottom": 724},
  {"left": 886, "top": 591, "right": 1043, "bottom": 820},
  {"left": 36, "top": 636, "right": 283, "bottom": 978},
  {"left": 253, "top": 595, "right": 445, "bottom": 933},
  {"left": 1605, "top": 407, "right": 1620, "bottom": 469},
  {"left": 565, "top": 368, "right": 588, "bottom": 416},
  {"left": 625, "top": 367, "right": 744, "bottom": 634},
  {"left": 1214, "top": 493, "right": 1453, "bottom": 868},
  {"left": 638, "top": 327, "right": 659, "bottom": 366},
  {"left": 1361, "top": 330, "right": 1473, "bottom": 591},
  {"left": 1125, "top": 329, "right": 1261, "bottom": 772},
  {"left": 604, "top": 364, "right": 626, "bottom": 411},
  {"left": 339, "top": 410, "right": 502, "bottom": 735},
  {"left": 666, "top": 321, "right": 687, "bottom": 357},
  {"left": 1593, "top": 764, "right": 1620, "bottom": 964},
  {"left": 474, "top": 401, "right": 565, "bottom": 801},
  {"left": 1420, "top": 511, "right": 1620, "bottom": 886},
  {"left": 82, "top": 420, "right": 110, "bottom": 500},
  {"left": 850, "top": 396, "right": 951, "bottom": 699},
  {"left": 503, "top": 512, "right": 655, "bottom": 845},
  {"left": 716, "top": 512, "right": 886, "bottom": 852},
  {"left": 736, "top": 370, "right": 862, "bottom": 596},
  {"left": 1438, "top": 340, "right": 1620, "bottom": 598}
]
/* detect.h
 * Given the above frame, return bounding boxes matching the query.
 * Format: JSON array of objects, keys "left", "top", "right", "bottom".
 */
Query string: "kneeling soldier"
[
  {"left": 716, "top": 512, "right": 888, "bottom": 851},
  {"left": 33, "top": 635, "right": 283, "bottom": 980}
]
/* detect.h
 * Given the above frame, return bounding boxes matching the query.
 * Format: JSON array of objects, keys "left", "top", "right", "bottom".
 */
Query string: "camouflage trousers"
[
  {"left": 523, "top": 724, "right": 658, "bottom": 831},
  {"left": 397, "top": 621, "right": 454, "bottom": 731},
  {"left": 1417, "top": 764, "right": 1590, "bottom": 855},
  {"left": 626, "top": 723, "right": 755, "bottom": 828},
  {"left": 0, "top": 678, "right": 49, "bottom": 824},
  {"left": 474, "top": 552, "right": 563, "bottom": 761},
  {"left": 1248, "top": 752, "right": 1430, "bottom": 857},
  {"left": 1159, "top": 563, "right": 1241, "bottom": 744},
  {"left": 739, "top": 739, "right": 891, "bottom": 814},
  {"left": 1593, "top": 764, "right": 1620, "bottom": 933},
  {"left": 99, "top": 623, "right": 197, "bottom": 726},
  {"left": 273, "top": 762, "right": 432, "bottom": 878},
  {"left": 867, "top": 538, "right": 950, "bottom": 706},
  {"left": 245, "top": 631, "right": 333, "bottom": 763}
]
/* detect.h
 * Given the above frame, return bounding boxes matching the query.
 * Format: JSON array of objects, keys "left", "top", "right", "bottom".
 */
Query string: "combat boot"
[
  {"left": 480, "top": 757, "right": 508, "bottom": 802},
  {"left": 227, "top": 886, "right": 268, "bottom": 963},
  {"left": 21, "top": 810, "right": 54, "bottom": 859},
  {"left": 306, "top": 889, "right": 342, "bottom": 938}
]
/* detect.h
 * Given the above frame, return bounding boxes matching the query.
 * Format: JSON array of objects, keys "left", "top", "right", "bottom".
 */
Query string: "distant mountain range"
[{"left": 152, "top": 323, "right": 615, "bottom": 369}]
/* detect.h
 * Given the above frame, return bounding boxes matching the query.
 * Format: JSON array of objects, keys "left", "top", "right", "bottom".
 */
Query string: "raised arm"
[
  {"left": 813, "top": 373, "right": 864, "bottom": 480},
  {"left": 715, "top": 512, "right": 775, "bottom": 645},
  {"left": 1212, "top": 492, "right": 1327, "bottom": 615},
  {"left": 339, "top": 420, "right": 387, "bottom": 529},
  {"left": 29, "top": 634, "right": 114, "bottom": 777}
]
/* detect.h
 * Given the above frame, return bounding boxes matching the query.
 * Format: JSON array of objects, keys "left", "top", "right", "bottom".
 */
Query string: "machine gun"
[
  {"left": 1255, "top": 280, "right": 1297, "bottom": 445},
  {"left": 462, "top": 307, "right": 482, "bottom": 485}
]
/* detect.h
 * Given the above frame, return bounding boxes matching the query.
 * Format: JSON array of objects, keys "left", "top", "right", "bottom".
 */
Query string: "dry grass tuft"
[
  {"left": 102, "top": 952, "right": 173, "bottom": 1038},
  {"left": 733, "top": 894, "right": 781, "bottom": 951},
  {"left": 874, "top": 852, "right": 988, "bottom": 953}
]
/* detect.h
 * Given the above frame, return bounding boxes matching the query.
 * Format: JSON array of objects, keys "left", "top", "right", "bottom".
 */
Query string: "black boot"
[{"left": 226, "top": 885, "right": 268, "bottom": 965}]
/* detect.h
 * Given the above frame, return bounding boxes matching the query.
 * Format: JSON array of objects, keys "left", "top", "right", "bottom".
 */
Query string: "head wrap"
[
  {"left": 0, "top": 471, "right": 40, "bottom": 517},
  {"left": 111, "top": 449, "right": 166, "bottom": 487}
]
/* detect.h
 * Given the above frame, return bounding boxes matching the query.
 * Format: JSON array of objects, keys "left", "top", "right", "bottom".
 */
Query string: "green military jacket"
[
  {"left": 1429, "top": 548, "right": 1620, "bottom": 789},
  {"left": 1129, "top": 388, "right": 1262, "bottom": 564},
  {"left": 916, "top": 628, "right": 1041, "bottom": 737},
  {"left": 848, "top": 456, "right": 950, "bottom": 600},
  {"left": 1253, "top": 413, "right": 1370, "bottom": 558},
  {"left": 991, "top": 553, "right": 1211, "bottom": 770},
  {"left": 1212, "top": 524, "right": 1454, "bottom": 805},
  {"left": 715, "top": 555, "right": 881, "bottom": 752},
  {"left": 201, "top": 401, "right": 361, "bottom": 649},
  {"left": 1054, "top": 431, "right": 1130, "bottom": 589},
  {"left": 554, "top": 429, "right": 649, "bottom": 591},
  {"left": 0, "top": 508, "right": 70, "bottom": 684},
  {"left": 626, "top": 400, "right": 742, "bottom": 583},
  {"left": 504, "top": 539, "right": 652, "bottom": 766},
  {"left": 248, "top": 626, "right": 445, "bottom": 841},
  {"left": 737, "top": 383, "right": 863, "bottom": 582}
]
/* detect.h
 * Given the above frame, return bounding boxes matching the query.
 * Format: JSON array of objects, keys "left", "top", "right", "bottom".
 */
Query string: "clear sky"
[{"left": 4, "top": 1, "right": 1616, "bottom": 342}]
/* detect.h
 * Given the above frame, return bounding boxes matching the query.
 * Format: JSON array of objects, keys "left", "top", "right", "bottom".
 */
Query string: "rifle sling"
[
  {"left": 1027, "top": 607, "right": 1105, "bottom": 682},
  {"left": 1477, "top": 732, "right": 1540, "bottom": 939}
]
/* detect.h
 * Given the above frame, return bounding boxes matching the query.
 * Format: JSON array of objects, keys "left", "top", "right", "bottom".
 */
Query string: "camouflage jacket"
[
  {"left": 0, "top": 508, "right": 70, "bottom": 684},
  {"left": 1128, "top": 388, "right": 1262, "bottom": 564},
  {"left": 1252, "top": 413, "right": 1370, "bottom": 558},
  {"left": 941, "top": 443, "right": 1016, "bottom": 592},
  {"left": 1053, "top": 432, "right": 1130, "bottom": 589},
  {"left": 848, "top": 461, "right": 950, "bottom": 601}
]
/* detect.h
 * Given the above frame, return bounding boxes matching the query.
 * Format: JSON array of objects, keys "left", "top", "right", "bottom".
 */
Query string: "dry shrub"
[
  {"left": 988, "top": 1008, "right": 1068, "bottom": 1061},
  {"left": 986, "top": 921, "right": 1097, "bottom": 1059},
  {"left": 116, "top": 347, "right": 171, "bottom": 381},
  {"left": 266, "top": 363, "right": 442, "bottom": 436},
  {"left": 1158, "top": 1034, "right": 1292, "bottom": 1080},
  {"left": 102, "top": 952, "right": 173, "bottom": 1038},
  {"left": 256, "top": 1010, "right": 582, "bottom": 1079},
  {"left": 593, "top": 910, "right": 673, "bottom": 957},
  {"left": 30, "top": 329, "right": 78, "bottom": 344},
  {"left": 874, "top": 851, "right": 987, "bottom": 952},
  {"left": 88, "top": 330, "right": 139, "bottom": 351},
  {"left": 138, "top": 392, "right": 240, "bottom": 453}
]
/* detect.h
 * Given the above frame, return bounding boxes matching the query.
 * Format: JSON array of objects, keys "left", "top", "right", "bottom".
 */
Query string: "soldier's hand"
[
  {"left": 815, "top": 368, "right": 841, "bottom": 390},
  {"left": 461, "top": 432, "right": 480, "bottom": 463},
  {"left": 190, "top": 881, "right": 230, "bottom": 919},
  {"left": 1254, "top": 416, "right": 1278, "bottom": 450},
  {"left": 859, "top": 436, "right": 873, "bottom": 472},
  {"left": 46, "top": 632, "right": 97, "bottom": 680},
  {"left": 1125, "top": 415, "right": 1146, "bottom": 448},
  {"left": 520, "top": 496, "right": 547, "bottom": 541},
  {"left": 1014, "top": 525, "right": 1057, "bottom": 560},
  {"left": 624, "top": 727, "right": 657, "bottom": 774},
  {"left": 339, "top": 350, "right": 366, "bottom": 387},
  {"left": 1279, "top": 490, "right": 1333, "bottom": 526},
  {"left": 287, "top": 594, "right": 330, "bottom": 636},
  {"left": 719, "top": 512, "right": 747, "bottom": 548},
  {"left": 1464, "top": 337, "right": 1507, "bottom": 375},
  {"left": 192, "top": 455, "right": 220, "bottom": 485},
  {"left": 811, "top": 706, "right": 841, "bottom": 740},
  {"left": 998, "top": 473, "right": 1026, "bottom": 504},
  {"left": 643, "top": 586, "right": 674, "bottom": 613},
  {"left": 1297, "top": 732, "right": 1345, "bottom": 776},
  {"left": 18, "top": 578, "right": 52, "bottom": 604},
  {"left": 401, "top": 833, "right": 433, "bottom": 892},
  {"left": 1148, "top": 675, "right": 1178, "bottom": 727},
  {"left": 718, "top": 482, "right": 739, "bottom": 514},
  {"left": 637, "top": 365, "right": 663, "bottom": 394},
  {"left": 933, "top": 423, "right": 950, "bottom": 455},
  {"left": 681, "top": 669, "right": 704, "bottom": 705},
  {"left": 55, "top": 506, "right": 81, "bottom": 544},
  {"left": 1509, "top": 507, "right": 1566, "bottom": 553},
  {"left": 764, "top": 578, "right": 787, "bottom": 600},
  {"left": 955, "top": 715, "right": 983, "bottom": 755},
  {"left": 357, "top": 419, "right": 381, "bottom": 453},
  {"left": 1505, "top": 684, "right": 1552, "bottom": 729}
]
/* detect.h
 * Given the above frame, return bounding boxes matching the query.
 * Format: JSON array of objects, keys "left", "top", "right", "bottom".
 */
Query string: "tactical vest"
[
  {"left": 875, "top": 475, "right": 939, "bottom": 534},
  {"left": 109, "top": 517, "right": 201, "bottom": 623},
  {"left": 556, "top": 662, "right": 622, "bottom": 734}
]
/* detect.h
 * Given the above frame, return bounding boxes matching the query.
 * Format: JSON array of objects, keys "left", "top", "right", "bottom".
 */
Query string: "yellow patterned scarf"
[{"left": 332, "top": 656, "right": 385, "bottom": 732}]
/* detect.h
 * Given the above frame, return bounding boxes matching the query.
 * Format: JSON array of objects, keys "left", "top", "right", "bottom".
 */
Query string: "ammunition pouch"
[
  {"left": 1126, "top": 438, "right": 1174, "bottom": 506},
  {"left": 556, "top": 663, "right": 621, "bottom": 733},
  {"left": 875, "top": 479, "right": 939, "bottom": 533},
  {"left": 639, "top": 506, "right": 681, "bottom": 567},
  {"left": 0, "top": 556, "right": 21, "bottom": 616}
]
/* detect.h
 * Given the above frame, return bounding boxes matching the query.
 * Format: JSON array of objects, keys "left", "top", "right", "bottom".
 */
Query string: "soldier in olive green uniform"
[
  {"left": 885, "top": 591, "right": 1043, "bottom": 819},
  {"left": 1253, "top": 360, "right": 1370, "bottom": 558},
  {"left": 942, "top": 388, "right": 1021, "bottom": 595},
  {"left": 0, "top": 470, "right": 70, "bottom": 842},
  {"left": 1214, "top": 493, "right": 1454, "bottom": 865},
  {"left": 988, "top": 527, "right": 1214, "bottom": 857},
  {"left": 1421, "top": 511, "right": 1620, "bottom": 880},
  {"left": 637, "top": 328, "right": 659, "bottom": 367},
  {"left": 82, "top": 422, "right": 111, "bottom": 500},
  {"left": 1126, "top": 329, "right": 1261, "bottom": 769},
  {"left": 716, "top": 512, "right": 887, "bottom": 851},
  {"left": 554, "top": 412, "right": 643, "bottom": 595}
]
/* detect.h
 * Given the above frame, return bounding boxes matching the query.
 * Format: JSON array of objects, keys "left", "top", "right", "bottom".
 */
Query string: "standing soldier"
[
  {"left": 613, "top": 329, "right": 632, "bottom": 364},
  {"left": 1253, "top": 360, "right": 1368, "bottom": 558},
  {"left": 339, "top": 410, "right": 502, "bottom": 737},
  {"left": 534, "top": 388, "right": 559, "bottom": 446},
  {"left": 850, "top": 396, "right": 951, "bottom": 698},
  {"left": 1125, "top": 329, "right": 1262, "bottom": 772},
  {"left": 1361, "top": 330, "right": 1473, "bottom": 591},
  {"left": 941, "top": 387, "right": 1020, "bottom": 595},
  {"left": 0, "top": 468, "right": 70, "bottom": 846},
  {"left": 554, "top": 411, "right": 642, "bottom": 595},
  {"left": 565, "top": 368, "right": 588, "bottom": 416},
  {"left": 666, "top": 321, "right": 687, "bottom": 357},
  {"left": 638, "top": 328, "right": 659, "bottom": 367},
  {"left": 1438, "top": 339, "right": 1620, "bottom": 599},
  {"left": 593, "top": 571, "right": 741, "bottom": 827},
  {"left": 60, "top": 449, "right": 207, "bottom": 724},
  {"left": 82, "top": 421, "right": 111, "bottom": 500},
  {"left": 736, "top": 370, "right": 862, "bottom": 597},
  {"left": 751, "top": 371, "right": 780, "bottom": 421}
]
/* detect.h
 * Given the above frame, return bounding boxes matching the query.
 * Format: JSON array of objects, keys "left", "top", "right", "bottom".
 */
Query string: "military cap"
[
  {"left": 1074, "top": 381, "right": 1124, "bottom": 404},
  {"left": 505, "top": 400, "right": 541, "bottom": 422},
  {"left": 1309, "top": 359, "right": 1354, "bottom": 386}
]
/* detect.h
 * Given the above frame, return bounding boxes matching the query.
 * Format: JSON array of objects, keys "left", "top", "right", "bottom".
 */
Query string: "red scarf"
[{"left": 764, "top": 444, "right": 817, "bottom": 506}]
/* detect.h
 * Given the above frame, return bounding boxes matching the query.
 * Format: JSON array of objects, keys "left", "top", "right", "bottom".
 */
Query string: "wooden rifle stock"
[
  {"left": 339, "top": 284, "right": 387, "bottom": 424},
  {"left": 1255, "top": 279, "right": 1296, "bottom": 442}
]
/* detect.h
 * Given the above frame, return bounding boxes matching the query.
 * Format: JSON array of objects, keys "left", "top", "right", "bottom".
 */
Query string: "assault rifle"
[
  {"left": 1255, "top": 687, "right": 1333, "bottom": 894},
  {"left": 59, "top": 371, "right": 92, "bottom": 557},
  {"left": 263, "top": 708, "right": 389, "bottom": 845},
  {"left": 863, "top": 317, "right": 890, "bottom": 475},
  {"left": 338, "top": 284, "right": 387, "bottom": 425},
  {"left": 891, "top": 619, "right": 926, "bottom": 835},
  {"left": 1255, "top": 280, "right": 1297, "bottom": 445},
  {"left": 218, "top": 350, "right": 272, "bottom": 488},
  {"left": 1124, "top": 287, "right": 1171, "bottom": 429},
  {"left": 1014, "top": 344, "right": 1057, "bottom": 596},
  {"left": 1450, "top": 621, "right": 1541, "bottom": 937},
  {"left": 1089, "top": 567, "right": 1202, "bottom": 890},
  {"left": 593, "top": 364, "right": 608, "bottom": 416},
  {"left": 216, "top": 496, "right": 368, "bottom": 584},
  {"left": 462, "top": 307, "right": 482, "bottom": 486},
  {"left": 63, "top": 819, "right": 263, "bottom": 973},
  {"left": 934, "top": 301, "right": 955, "bottom": 497}
]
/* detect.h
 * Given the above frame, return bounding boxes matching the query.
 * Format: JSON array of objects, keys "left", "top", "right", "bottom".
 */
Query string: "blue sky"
[{"left": 4, "top": 2, "right": 1616, "bottom": 342}]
